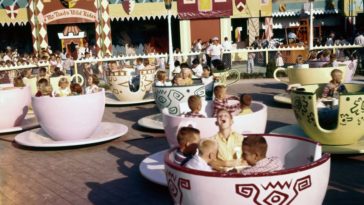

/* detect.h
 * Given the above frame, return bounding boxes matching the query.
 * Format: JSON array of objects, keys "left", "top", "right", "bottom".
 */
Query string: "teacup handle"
[
  {"left": 273, "top": 67, "right": 289, "bottom": 84},
  {"left": 71, "top": 74, "right": 84, "bottom": 86},
  {"left": 226, "top": 69, "right": 241, "bottom": 86}
]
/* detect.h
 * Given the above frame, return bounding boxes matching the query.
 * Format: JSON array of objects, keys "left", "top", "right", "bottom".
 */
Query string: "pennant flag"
[
  {"left": 5, "top": 4, "right": 19, "bottom": 19},
  {"left": 235, "top": 0, "right": 246, "bottom": 12},
  {"left": 122, "top": 0, "right": 135, "bottom": 15}
]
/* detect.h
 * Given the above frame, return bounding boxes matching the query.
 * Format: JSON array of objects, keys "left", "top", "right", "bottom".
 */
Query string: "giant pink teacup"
[
  {"left": 32, "top": 89, "right": 105, "bottom": 141},
  {"left": 0, "top": 86, "right": 31, "bottom": 129},
  {"left": 163, "top": 101, "right": 267, "bottom": 147},
  {"left": 165, "top": 134, "right": 330, "bottom": 205}
]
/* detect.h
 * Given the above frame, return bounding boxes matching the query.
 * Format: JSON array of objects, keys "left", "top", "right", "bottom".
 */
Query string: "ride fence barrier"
[{"left": 1, "top": 44, "right": 363, "bottom": 85}]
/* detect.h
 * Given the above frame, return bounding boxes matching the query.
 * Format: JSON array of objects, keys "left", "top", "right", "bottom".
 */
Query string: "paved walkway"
[{"left": 0, "top": 78, "right": 363, "bottom": 205}]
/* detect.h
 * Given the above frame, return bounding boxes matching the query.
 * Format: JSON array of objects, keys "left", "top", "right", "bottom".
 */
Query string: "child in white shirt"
[
  {"left": 85, "top": 74, "right": 100, "bottom": 94},
  {"left": 185, "top": 139, "right": 218, "bottom": 172},
  {"left": 155, "top": 70, "right": 172, "bottom": 86}
]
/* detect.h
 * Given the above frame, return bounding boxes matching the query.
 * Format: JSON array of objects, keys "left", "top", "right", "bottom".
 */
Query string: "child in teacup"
[
  {"left": 213, "top": 85, "right": 240, "bottom": 117},
  {"left": 53, "top": 77, "right": 71, "bottom": 97},
  {"left": 321, "top": 69, "right": 346, "bottom": 99},
  {"left": 239, "top": 94, "right": 253, "bottom": 115},
  {"left": 172, "top": 73, "right": 185, "bottom": 86},
  {"left": 174, "top": 127, "right": 201, "bottom": 166},
  {"left": 85, "top": 74, "right": 100, "bottom": 94},
  {"left": 185, "top": 139, "right": 218, "bottom": 172},
  {"left": 35, "top": 78, "right": 49, "bottom": 97},
  {"left": 13, "top": 76, "right": 25, "bottom": 87},
  {"left": 191, "top": 58, "right": 203, "bottom": 78},
  {"left": 240, "top": 135, "right": 283, "bottom": 174},
  {"left": 210, "top": 109, "right": 246, "bottom": 170},
  {"left": 317, "top": 69, "right": 345, "bottom": 129},
  {"left": 183, "top": 95, "right": 206, "bottom": 118},
  {"left": 155, "top": 70, "right": 172, "bottom": 86},
  {"left": 181, "top": 67, "right": 194, "bottom": 86},
  {"left": 70, "top": 83, "right": 83, "bottom": 96}
]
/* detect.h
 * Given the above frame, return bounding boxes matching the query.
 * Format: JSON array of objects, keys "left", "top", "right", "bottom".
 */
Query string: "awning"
[
  {"left": 0, "top": 8, "right": 28, "bottom": 26},
  {"left": 272, "top": 9, "right": 339, "bottom": 17}
]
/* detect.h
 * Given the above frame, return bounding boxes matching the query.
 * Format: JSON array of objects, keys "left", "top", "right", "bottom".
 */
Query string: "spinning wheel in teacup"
[
  {"left": 273, "top": 65, "right": 347, "bottom": 104},
  {"left": 272, "top": 83, "right": 364, "bottom": 154},
  {"left": 106, "top": 69, "right": 155, "bottom": 105},
  {"left": 14, "top": 89, "right": 128, "bottom": 148},
  {"left": 213, "top": 69, "right": 240, "bottom": 86},
  {"left": 0, "top": 86, "right": 39, "bottom": 134}
]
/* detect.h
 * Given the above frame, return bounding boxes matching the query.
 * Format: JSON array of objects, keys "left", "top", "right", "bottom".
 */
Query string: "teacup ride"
[
  {"left": 273, "top": 64, "right": 348, "bottom": 104},
  {"left": 165, "top": 134, "right": 330, "bottom": 205},
  {"left": 105, "top": 68, "right": 156, "bottom": 105},
  {"left": 271, "top": 83, "right": 364, "bottom": 154},
  {"left": 0, "top": 86, "right": 39, "bottom": 134},
  {"left": 137, "top": 82, "right": 206, "bottom": 131},
  {"left": 14, "top": 89, "right": 128, "bottom": 148},
  {"left": 139, "top": 100, "right": 268, "bottom": 186}
]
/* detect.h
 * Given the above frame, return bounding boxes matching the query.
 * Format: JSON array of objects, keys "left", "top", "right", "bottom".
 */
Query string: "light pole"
[
  {"left": 309, "top": 0, "right": 314, "bottom": 50},
  {"left": 164, "top": 0, "right": 174, "bottom": 79}
]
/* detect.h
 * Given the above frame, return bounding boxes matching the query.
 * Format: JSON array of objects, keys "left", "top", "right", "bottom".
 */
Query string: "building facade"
[{"left": 0, "top": 0, "right": 361, "bottom": 56}]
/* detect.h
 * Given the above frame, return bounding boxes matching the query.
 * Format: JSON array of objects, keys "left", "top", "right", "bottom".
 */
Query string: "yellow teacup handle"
[
  {"left": 226, "top": 69, "right": 240, "bottom": 86},
  {"left": 273, "top": 67, "right": 289, "bottom": 84},
  {"left": 71, "top": 74, "right": 84, "bottom": 86}
]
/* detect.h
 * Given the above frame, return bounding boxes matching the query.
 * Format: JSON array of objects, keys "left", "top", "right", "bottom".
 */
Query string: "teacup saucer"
[
  {"left": 273, "top": 93, "right": 292, "bottom": 105},
  {"left": 105, "top": 91, "right": 154, "bottom": 105},
  {"left": 139, "top": 150, "right": 167, "bottom": 186},
  {"left": 15, "top": 122, "right": 128, "bottom": 148},
  {"left": 137, "top": 113, "right": 164, "bottom": 131},
  {"left": 0, "top": 114, "right": 39, "bottom": 134},
  {"left": 270, "top": 124, "right": 364, "bottom": 154}
]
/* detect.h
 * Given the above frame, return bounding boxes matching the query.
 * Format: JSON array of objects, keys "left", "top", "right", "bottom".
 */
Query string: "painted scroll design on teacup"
[
  {"left": 340, "top": 96, "right": 364, "bottom": 126},
  {"left": 236, "top": 175, "right": 312, "bottom": 204},
  {"left": 292, "top": 96, "right": 309, "bottom": 121},
  {"left": 194, "top": 86, "right": 206, "bottom": 97},
  {"left": 108, "top": 76, "right": 130, "bottom": 96},
  {"left": 168, "top": 90, "right": 185, "bottom": 115},
  {"left": 166, "top": 170, "right": 191, "bottom": 205},
  {"left": 140, "top": 70, "right": 155, "bottom": 92}
]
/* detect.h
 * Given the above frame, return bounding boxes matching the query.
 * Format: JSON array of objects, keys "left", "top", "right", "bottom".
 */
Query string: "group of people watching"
[
  {"left": 174, "top": 109, "right": 283, "bottom": 173},
  {"left": 190, "top": 37, "right": 232, "bottom": 70}
]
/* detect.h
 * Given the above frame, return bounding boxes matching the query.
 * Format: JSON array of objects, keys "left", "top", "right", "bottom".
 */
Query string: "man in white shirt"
[
  {"left": 185, "top": 139, "right": 217, "bottom": 172},
  {"left": 208, "top": 37, "right": 223, "bottom": 68},
  {"left": 222, "top": 37, "right": 232, "bottom": 69}
]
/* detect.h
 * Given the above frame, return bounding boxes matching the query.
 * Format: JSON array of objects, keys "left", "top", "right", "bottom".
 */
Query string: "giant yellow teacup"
[
  {"left": 274, "top": 65, "right": 347, "bottom": 85},
  {"left": 291, "top": 83, "right": 364, "bottom": 145}
]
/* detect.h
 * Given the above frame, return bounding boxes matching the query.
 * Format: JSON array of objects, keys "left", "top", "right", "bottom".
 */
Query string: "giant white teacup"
[
  {"left": 165, "top": 134, "right": 330, "bottom": 205},
  {"left": 0, "top": 87, "right": 31, "bottom": 129},
  {"left": 32, "top": 89, "right": 105, "bottom": 141}
]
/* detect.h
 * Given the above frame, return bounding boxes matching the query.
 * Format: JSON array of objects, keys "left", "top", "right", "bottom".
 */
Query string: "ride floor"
[{"left": 0, "top": 78, "right": 363, "bottom": 205}]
